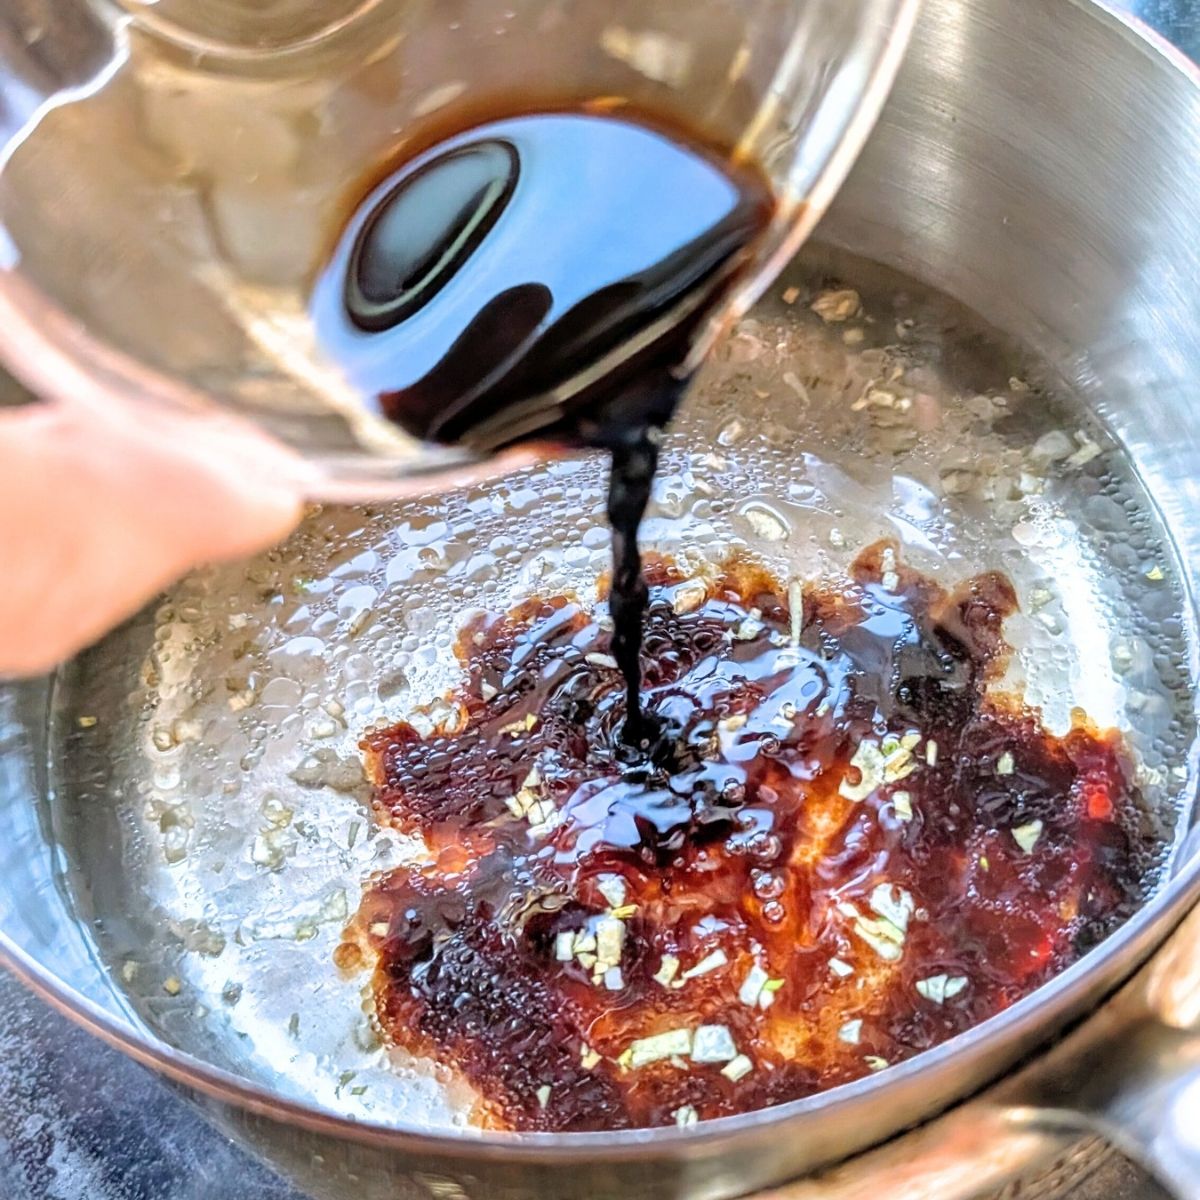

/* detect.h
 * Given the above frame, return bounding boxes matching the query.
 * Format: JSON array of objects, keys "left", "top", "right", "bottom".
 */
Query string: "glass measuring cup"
[{"left": 0, "top": 0, "right": 918, "bottom": 499}]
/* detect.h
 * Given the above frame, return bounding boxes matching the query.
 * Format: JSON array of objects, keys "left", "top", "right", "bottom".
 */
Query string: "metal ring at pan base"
[{"left": 4, "top": 0, "right": 1200, "bottom": 1197}]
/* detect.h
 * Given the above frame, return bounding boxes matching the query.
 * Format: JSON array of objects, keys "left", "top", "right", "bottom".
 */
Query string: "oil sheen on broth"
[{"left": 311, "top": 105, "right": 774, "bottom": 741}]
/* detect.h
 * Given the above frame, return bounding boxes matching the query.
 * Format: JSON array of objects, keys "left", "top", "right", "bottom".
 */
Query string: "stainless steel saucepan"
[{"left": 4, "top": 0, "right": 1200, "bottom": 1198}]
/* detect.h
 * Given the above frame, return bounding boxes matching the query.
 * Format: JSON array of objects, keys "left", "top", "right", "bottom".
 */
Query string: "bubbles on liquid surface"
[{"left": 46, "top": 245, "right": 1198, "bottom": 1130}]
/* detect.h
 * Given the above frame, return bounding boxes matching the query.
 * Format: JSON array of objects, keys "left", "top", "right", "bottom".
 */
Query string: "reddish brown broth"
[{"left": 339, "top": 545, "right": 1152, "bottom": 1131}]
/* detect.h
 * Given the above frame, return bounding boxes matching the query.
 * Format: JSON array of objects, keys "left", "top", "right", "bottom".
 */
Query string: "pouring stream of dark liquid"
[
  {"left": 605, "top": 432, "right": 660, "bottom": 747},
  {"left": 312, "top": 106, "right": 774, "bottom": 743},
  {"left": 316, "top": 100, "right": 1159, "bottom": 1136}
]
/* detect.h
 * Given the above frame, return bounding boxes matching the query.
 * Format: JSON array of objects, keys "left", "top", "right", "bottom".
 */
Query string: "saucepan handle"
[
  {"left": 998, "top": 901, "right": 1200, "bottom": 1200},
  {"left": 763, "top": 903, "right": 1200, "bottom": 1200}
]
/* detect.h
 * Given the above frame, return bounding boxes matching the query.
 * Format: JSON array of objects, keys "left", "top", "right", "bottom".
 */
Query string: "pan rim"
[
  {"left": 1, "top": 841, "right": 1197, "bottom": 1161},
  {"left": 3, "top": 0, "right": 1200, "bottom": 1169}
]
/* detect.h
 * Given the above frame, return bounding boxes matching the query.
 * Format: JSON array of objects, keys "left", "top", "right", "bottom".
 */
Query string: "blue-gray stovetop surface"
[{"left": 1, "top": 1, "right": 1195, "bottom": 1196}]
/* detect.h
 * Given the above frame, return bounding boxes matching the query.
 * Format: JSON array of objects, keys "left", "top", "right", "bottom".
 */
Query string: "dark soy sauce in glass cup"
[{"left": 312, "top": 103, "right": 775, "bottom": 746}]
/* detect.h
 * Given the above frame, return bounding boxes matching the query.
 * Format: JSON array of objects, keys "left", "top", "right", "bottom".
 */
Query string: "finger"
[{"left": 0, "top": 403, "right": 305, "bottom": 676}]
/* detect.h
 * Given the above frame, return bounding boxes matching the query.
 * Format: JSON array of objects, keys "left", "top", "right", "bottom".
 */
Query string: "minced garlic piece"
[
  {"left": 996, "top": 751, "right": 1015, "bottom": 776},
  {"left": 674, "top": 1104, "right": 699, "bottom": 1127},
  {"left": 733, "top": 610, "right": 764, "bottom": 641},
  {"left": 673, "top": 582, "right": 707, "bottom": 615},
  {"left": 681, "top": 949, "right": 728, "bottom": 980},
  {"left": 838, "top": 1019, "right": 863, "bottom": 1045},
  {"left": 744, "top": 975, "right": 783, "bottom": 1012},
  {"left": 864, "top": 1056, "right": 889, "bottom": 1072},
  {"left": 849, "top": 914, "right": 904, "bottom": 961},
  {"left": 869, "top": 883, "right": 915, "bottom": 932},
  {"left": 629, "top": 1028, "right": 692, "bottom": 1067},
  {"left": 1029, "top": 587, "right": 1054, "bottom": 611},
  {"left": 1012, "top": 819, "right": 1044, "bottom": 853},
  {"left": 925, "top": 740, "right": 939, "bottom": 766},
  {"left": 653, "top": 955, "right": 681, "bottom": 987},
  {"left": 916, "top": 974, "right": 968, "bottom": 1004},
  {"left": 595, "top": 917, "right": 625, "bottom": 969},
  {"left": 691, "top": 1024, "right": 738, "bottom": 1064},
  {"left": 525, "top": 797, "right": 558, "bottom": 831},
  {"left": 536, "top": 1084, "right": 552, "bottom": 1108},
  {"left": 597, "top": 876, "right": 627, "bottom": 909},
  {"left": 738, "top": 964, "right": 769, "bottom": 1007},
  {"left": 829, "top": 957, "right": 854, "bottom": 978},
  {"left": 839, "top": 739, "right": 884, "bottom": 802},
  {"left": 721, "top": 1054, "right": 754, "bottom": 1082},
  {"left": 505, "top": 766, "right": 545, "bottom": 821},
  {"left": 555, "top": 932, "right": 577, "bottom": 962},
  {"left": 1066, "top": 431, "right": 1102, "bottom": 467},
  {"left": 581, "top": 1044, "right": 601, "bottom": 1070},
  {"left": 811, "top": 288, "right": 861, "bottom": 323},
  {"left": 841, "top": 892, "right": 912, "bottom": 963},
  {"left": 880, "top": 546, "right": 900, "bottom": 593},
  {"left": 744, "top": 507, "right": 789, "bottom": 542},
  {"left": 882, "top": 741, "right": 918, "bottom": 783},
  {"left": 788, "top": 578, "right": 803, "bottom": 646},
  {"left": 892, "top": 791, "right": 913, "bottom": 821}
]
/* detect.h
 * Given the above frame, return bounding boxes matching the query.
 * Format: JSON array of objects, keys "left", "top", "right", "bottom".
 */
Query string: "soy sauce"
[
  {"left": 312, "top": 107, "right": 774, "bottom": 741},
  {"left": 339, "top": 548, "right": 1152, "bottom": 1131}
]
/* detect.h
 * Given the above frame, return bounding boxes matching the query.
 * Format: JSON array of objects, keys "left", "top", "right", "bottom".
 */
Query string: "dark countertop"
[
  {"left": 1131, "top": 0, "right": 1200, "bottom": 59},
  {"left": 0, "top": 2, "right": 1195, "bottom": 1197}
]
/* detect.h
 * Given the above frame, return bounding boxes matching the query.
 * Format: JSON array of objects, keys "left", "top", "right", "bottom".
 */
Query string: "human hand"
[{"left": 0, "top": 398, "right": 303, "bottom": 677}]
